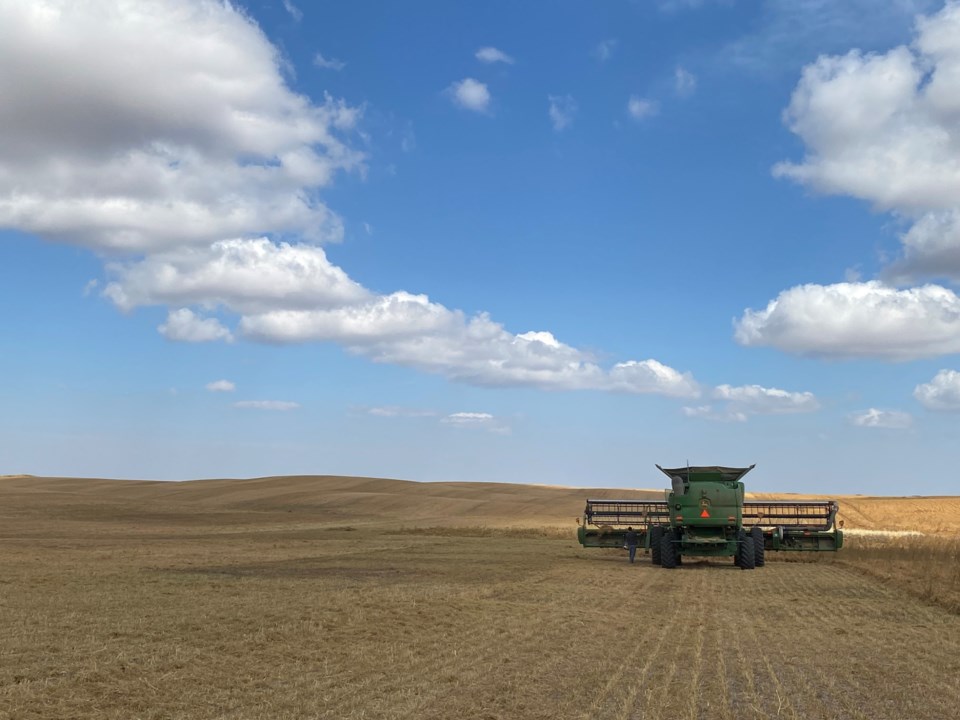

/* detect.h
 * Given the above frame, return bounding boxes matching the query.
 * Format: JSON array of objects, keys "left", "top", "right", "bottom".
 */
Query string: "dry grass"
[
  {"left": 2, "top": 475, "right": 960, "bottom": 719},
  {"left": 837, "top": 534, "right": 960, "bottom": 614}
]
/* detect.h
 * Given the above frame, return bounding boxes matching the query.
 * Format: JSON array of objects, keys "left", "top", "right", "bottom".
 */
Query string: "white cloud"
[
  {"left": 234, "top": 400, "right": 299, "bottom": 411},
  {"left": 849, "top": 408, "right": 913, "bottom": 429},
  {"left": 606, "top": 360, "right": 699, "bottom": 397},
  {"left": 739, "top": 3, "right": 960, "bottom": 360},
  {"left": 714, "top": 384, "right": 819, "bottom": 414},
  {"left": 682, "top": 405, "right": 748, "bottom": 423},
  {"left": 475, "top": 47, "right": 513, "bottom": 64},
  {"left": 674, "top": 66, "right": 697, "bottom": 96},
  {"left": 0, "top": 0, "right": 363, "bottom": 253},
  {"left": 103, "top": 238, "right": 370, "bottom": 314},
  {"left": 159, "top": 309, "right": 232, "bottom": 343},
  {"left": 241, "top": 295, "right": 700, "bottom": 397},
  {"left": 448, "top": 78, "right": 491, "bottom": 113},
  {"left": 888, "top": 211, "right": 960, "bottom": 284},
  {"left": 442, "top": 412, "right": 510, "bottom": 434},
  {"left": 772, "top": 2, "right": 960, "bottom": 284},
  {"left": 685, "top": 383, "right": 818, "bottom": 421},
  {"left": 0, "top": 0, "right": 701, "bottom": 402},
  {"left": 914, "top": 369, "right": 960, "bottom": 411},
  {"left": 314, "top": 52, "right": 346, "bottom": 71},
  {"left": 548, "top": 95, "right": 577, "bottom": 132},
  {"left": 594, "top": 39, "right": 618, "bottom": 62},
  {"left": 282, "top": 0, "right": 302, "bottom": 22},
  {"left": 735, "top": 281, "right": 960, "bottom": 360},
  {"left": 443, "top": 412, "right": 494, "bottom": 424},
  {"left": 206, "top": 379, "right": 235, "bottom": 392},
  {"left": 82, "top": 279, "right": 99, "bottom": 297},
  {"left": 241, "top": 291, "right": 454, "bottom": 344},
  {"left": 627, "top": 96, "right": 659, "bottom": 120}
]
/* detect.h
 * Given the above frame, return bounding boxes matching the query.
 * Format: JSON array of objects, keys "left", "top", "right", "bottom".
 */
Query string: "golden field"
[{"left": 1, "top": 474, "right": 959, "bottom": 719}]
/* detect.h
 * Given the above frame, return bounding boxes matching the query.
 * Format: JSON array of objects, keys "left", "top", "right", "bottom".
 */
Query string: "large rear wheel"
[
  {"left": 750, "top": 526, "right": 765, "bottom": 567},
  {"left": 738, "top": 535, "right": 756, "bottom": 570},
  {"left": 660, "top": 530, "right": 678, "bottom": 569},
  {"left": 650, "top": 526, "right": 663, "bottom": 565}
]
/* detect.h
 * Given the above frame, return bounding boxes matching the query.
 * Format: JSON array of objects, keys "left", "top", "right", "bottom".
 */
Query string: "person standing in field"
[{"left": 625, "top": 526, "right": 638, "bottom": 563}]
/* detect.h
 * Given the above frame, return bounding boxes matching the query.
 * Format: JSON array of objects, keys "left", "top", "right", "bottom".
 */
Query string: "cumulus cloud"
[
  {"left": 206, "top": 379, "right": 235, "bottom": 392},
  {"left": 0, "top": 1, "right": 363, "bottom": 253},
  {"left": 241, "top": 297, "right": 700, "bottom": 396},
  {"left": 475, "top": 47, "right": 513, "bottom": 64},
  {"left": 606, "top": 360, "right": 698, "bottom": 397},
  {"left": 159, "top": 309, "right": 233, "bottom": 343},
  {"left": 104, "top": 242, "right": 699, "bottom": 396},
  {"left": 448, "top": 78, "right": 491, "bottom": 113},
  {"left": 888, "top": 211, "right": 960, "bottom": 284},
  {"left": 0, "top": 0, "right": 701, "bottom": 402},
  {"left": 627, "top": 96, "right": 659, "bottom": 120},
  {"left": 714, "top": 384, "right": 819, "bottom": 414},
  {"left": 548, "top": 95, "right": 577, "bottom": 132},
  {"left": 314, "top": 52, "right": 346, "bottom": 71},
  {"left": 773, "top": 2, "right": 960, "bottom": 285},
  {"left": 849, "top": 408, "right": 913, "bottom": 429},
  {"left": 914, "top": 369, "right": 960, "bottom": 410},
  {"left": 735, "top": 281, "right": 960, "bottom": 360},
  {"left": 234, "top": 400, "right": 299, "bottom": 411},
  {"left": 737, "top": 3, "right": 960, "bottom": 359},
  {"left": 103, "top": 238, "right": 370, "bottom": 314},
  {"left": 674, "top": 67, "right": 697, "bottom": 96},
  {"left": 685, "top": 383, "right": 818, "bottom": 421}
]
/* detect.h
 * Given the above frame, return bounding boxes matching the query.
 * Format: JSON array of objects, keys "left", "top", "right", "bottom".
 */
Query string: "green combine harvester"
[{"left": 577, "top": 465, "right": 843, "bottom": 569}]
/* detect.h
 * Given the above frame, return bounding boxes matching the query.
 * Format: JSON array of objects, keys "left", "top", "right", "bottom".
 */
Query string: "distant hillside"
[{"left": 1, "top": 475, "right": 958, "bottom": 534}]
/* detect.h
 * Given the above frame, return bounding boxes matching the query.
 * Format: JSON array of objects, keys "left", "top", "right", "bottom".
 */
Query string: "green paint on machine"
[{"left": 577, "top": 465, "right": 844, "bottom": 570}]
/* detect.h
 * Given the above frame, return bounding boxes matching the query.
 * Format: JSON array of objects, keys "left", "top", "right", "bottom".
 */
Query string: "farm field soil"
[{"left": 2, "top": 481, "right": 960, "bottom": 718}]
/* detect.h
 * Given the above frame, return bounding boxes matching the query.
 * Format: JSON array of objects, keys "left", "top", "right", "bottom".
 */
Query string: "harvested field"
[{"left": 2, "top": 475, "right": 959, "bottom": 719}]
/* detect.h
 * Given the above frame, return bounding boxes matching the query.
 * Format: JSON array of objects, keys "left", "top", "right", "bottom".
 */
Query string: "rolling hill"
[{"left": 1, "top": 474, "right": 958, "bottom": 534}]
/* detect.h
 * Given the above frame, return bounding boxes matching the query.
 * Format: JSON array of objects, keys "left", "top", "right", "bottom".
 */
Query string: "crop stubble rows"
[{"left": 2, "top": 514, "right": 960, "bottom": 719}]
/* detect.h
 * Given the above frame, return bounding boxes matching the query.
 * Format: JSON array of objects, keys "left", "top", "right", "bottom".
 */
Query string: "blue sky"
[{"left": 1, "top": 0, "right": 959, "bottom": 494}]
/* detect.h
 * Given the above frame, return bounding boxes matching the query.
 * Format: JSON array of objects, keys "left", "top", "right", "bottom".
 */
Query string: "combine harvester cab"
[{"left": 577, "top": 464, "right": 843, "bottom": 569}]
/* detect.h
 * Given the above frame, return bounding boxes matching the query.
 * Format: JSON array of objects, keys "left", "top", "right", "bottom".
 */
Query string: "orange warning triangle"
[{"left": 700, "top": 509, "right": 710, "bottom": 518}]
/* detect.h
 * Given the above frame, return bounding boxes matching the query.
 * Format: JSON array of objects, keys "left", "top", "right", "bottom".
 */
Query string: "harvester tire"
[
  {"left": 660, "top": 531, "right": 678, "bottom": 569},
  {"left": 650, "top": 526, "right": 663, "bottom": 565},
  {"left": 734, "top": 529, "right": 745, "bottom": 567},
  {"left": 750, "top": 526, "right": 765, "bottom": 567},
  {"left": 739, "top": 536, "right": 756, "bottom": 570}
]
